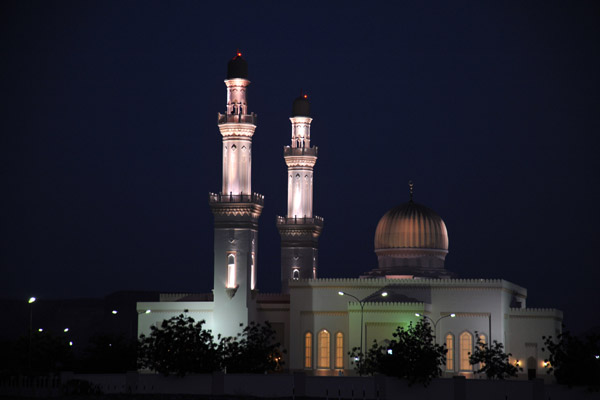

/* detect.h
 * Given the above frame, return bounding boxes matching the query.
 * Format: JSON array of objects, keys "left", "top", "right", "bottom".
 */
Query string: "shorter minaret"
[{"left": 277, "top": 94, "right": 323, "bottom": 293}]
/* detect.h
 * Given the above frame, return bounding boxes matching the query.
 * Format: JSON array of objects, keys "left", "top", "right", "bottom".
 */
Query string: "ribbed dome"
[{"left": 374, "top": 201, "right": 448, "bottom": 251}]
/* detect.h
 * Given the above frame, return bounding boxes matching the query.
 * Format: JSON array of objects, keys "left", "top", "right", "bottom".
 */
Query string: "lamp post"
[
  {"left": 339, "top": 291, "right": 388, "bottom": 374},
  {"left": 415, "top": 312, "right": 456, "bottom": 344},
  {"left": 27, "top": 296, "right": 36, "bottom": 371}
]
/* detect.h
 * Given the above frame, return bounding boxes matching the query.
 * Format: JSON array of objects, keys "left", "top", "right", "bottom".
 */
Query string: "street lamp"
[
  {"left": 339, "top": 290, "right": 388, "bottom": 372},
  {"left": 415, "top": 312, "right": 456, "bottom": 343},
  {"left": 27, "top": 296, "right": 36, "bottom": 372}
]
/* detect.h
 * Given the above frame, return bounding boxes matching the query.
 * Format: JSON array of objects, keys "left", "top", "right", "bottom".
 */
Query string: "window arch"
[
  {"left": 335, "top": 332, "right": 344, "bottom": 369},
  {"left": 304, "top": 332, "right": 312, "bottom": 368},
  {"left": 227, "top": 254, "right": 236, "bottom": 288},
  {"left": 318, "top": 330, "right": 330, "bottom": 369},
  {"left": 292, "top": 268, "right": 300, "bottom": 280},
  {"left": 445, "top": 333, "right": 455, "bottom": 371},
  {"left": 459, "top": 331, "right": 473, "bottom": 371}
]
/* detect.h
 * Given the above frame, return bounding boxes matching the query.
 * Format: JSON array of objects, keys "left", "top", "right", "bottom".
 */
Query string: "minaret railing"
[
  {"left": 276, "top": 215, "right": 324, "bottom": 226},
  {"left": 209, "top": 192, "right": 264, "bottom": 205},
  {"left": 283, "top": 146, "right": 318, "bottom": 157},
  {"left": 218, "top": 112, "right": 257, "bottom": 125}
]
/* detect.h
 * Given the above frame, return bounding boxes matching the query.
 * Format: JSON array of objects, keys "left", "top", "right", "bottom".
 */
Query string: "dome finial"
[{"left": 409, "top": 180, "right": 414, "bottom": 202}]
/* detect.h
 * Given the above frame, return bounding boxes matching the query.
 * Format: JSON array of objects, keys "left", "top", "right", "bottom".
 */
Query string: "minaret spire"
[
  {"left": 409, "top": 180, "right": 414, "bottom": 202},
  {"left": 209, "top": 52, "right": 263, "bottom": 337},
  {"left": 277, "top": 93, "right": 323, "bottom": 293}
]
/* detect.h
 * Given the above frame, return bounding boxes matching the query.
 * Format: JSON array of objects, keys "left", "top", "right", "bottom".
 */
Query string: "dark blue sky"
[{"left": 2, "top": 1, "right": 599, "bottom": 333}]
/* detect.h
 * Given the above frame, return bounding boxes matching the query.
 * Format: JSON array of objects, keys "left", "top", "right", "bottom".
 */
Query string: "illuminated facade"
[
  {"left": 137, "top": 53, "right": 562, "bottom": 380},
  {"left": 209, "top": 53, "right": 263, "bottom": 337}
]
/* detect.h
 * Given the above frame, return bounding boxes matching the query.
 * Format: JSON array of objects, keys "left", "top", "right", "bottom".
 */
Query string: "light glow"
[
  {"left": 112, "top": 310, "right": 118, "bottom": 315},
  {"left": 64, "top": 328, "right": 69, "bottom": 332},
  {"left": 38, "top": 328, "right": 43, "bottom": 332},
  {"left": 69, "top": 341, "right": 73, "bottom": 346},
  {"left": 338, "top": 291, "right": 344, "bottom": 296},
  {"left": 415, "top": 313, "right": 421, "bottom": 317},
  {"left": 145, "top": 309, "right": 151, "bottom": 314},
  {"left": 450, "top": 313, "right": 456, "bottom": 317},
  {"left": 381, "top": 292, "right": 388, "bottom": 297},
  {"left": 237, "top": 52, "right": 241, "bottom": 57},
  {"left": 28, "top": 297, "right": 36, "bottom": 304},
  {"left": 387, "top": 349, "right": 393, "bottom": 355}
]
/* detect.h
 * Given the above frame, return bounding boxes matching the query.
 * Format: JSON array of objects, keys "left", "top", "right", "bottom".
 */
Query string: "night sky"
[{"left": 2, "top": 1, "right": 599, "bottom": 333}]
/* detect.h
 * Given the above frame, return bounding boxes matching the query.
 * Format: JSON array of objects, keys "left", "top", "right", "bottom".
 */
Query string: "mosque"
[{"left": 137, "top": 53, "right": 562, "bottom": 378}]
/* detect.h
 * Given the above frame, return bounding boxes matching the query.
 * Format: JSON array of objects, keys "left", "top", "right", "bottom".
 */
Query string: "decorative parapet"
[
  {"left": 218, "top": 112, "right": 257, "bottom": 125},
  {"left": 508, "top": 308, "right": 563, "bottom": 319},
  {"left": 159, "top": 293, "right": 214, "bottom": 302},
  {"left": 276, "top": 215, "right": 324, "bottom": 226},
  {"left": 159, "top": 293, "right": 192, "bottom": 302},
  {"left": 209, "top": 192, "right": 264, "bottom": 206},
  {"left": 283, "top": 146, "right": 318, "bottom": 157},
  {"left": 257, "top": 292, "right": 291, "bottom": 304},
  {"left": 288, "top": 277, "right": 527, "bottom": 294},
  {"left": 348, "top": 301, "right": 427, "bottom": 310}
]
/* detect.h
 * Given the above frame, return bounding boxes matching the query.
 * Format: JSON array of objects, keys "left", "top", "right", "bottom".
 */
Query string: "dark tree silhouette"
[
  {"left": 349, "top": 319, "right": 446, "bottom": 386},
  {"left": 78, "top": 333, "right": 137, "bottom": 373},
  {"left": 220, "top": 321, "right": 285, "bottom": 373},
  {"left": 543, "top": 329, "right": 600, "bottom": 390},
  {"left": 138, "top": 314, "right": 220, "bottom": 376},
  {"left": 469, "top": 332, "right": 521, "bottom": 379}
]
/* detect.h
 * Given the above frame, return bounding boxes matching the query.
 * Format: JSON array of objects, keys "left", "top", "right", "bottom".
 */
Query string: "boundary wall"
[{"left": 1, "top": 372, "right": 598, "bottom": 400}]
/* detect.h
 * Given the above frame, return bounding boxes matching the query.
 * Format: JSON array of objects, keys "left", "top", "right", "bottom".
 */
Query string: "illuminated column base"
[{"left": 210, "top": 194, "right": 263, "bottom": 337}]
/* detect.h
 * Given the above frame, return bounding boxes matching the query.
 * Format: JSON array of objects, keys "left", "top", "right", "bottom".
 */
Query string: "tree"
[
  {"left": 220, "top": 321, "right": 285, "bottom": 373},
  {"left": 0, "top": 331, "right": 73, "bottom": 374},
  {"left": 349, "top": 319, "right": 446, "bottom": 386},
  {"left": 138, "top": 314, "right": 220, "bottom": 376},
  {"left": 469, "top": 332, "right": 520, "bottom": 379},
  {"left": 543, "top": 329, "right": 600, "bottom": 390},
  {"left": 78, "top": 334, "right": 137, "bottom": 373}
]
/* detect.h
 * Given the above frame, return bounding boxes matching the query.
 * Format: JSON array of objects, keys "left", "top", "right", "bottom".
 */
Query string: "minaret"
[
  {"left": 277, "top": 94, "right": 323, "bottom": 293},
  {"left": 209, "top": 52, "right": 263, "bottom": 336}
]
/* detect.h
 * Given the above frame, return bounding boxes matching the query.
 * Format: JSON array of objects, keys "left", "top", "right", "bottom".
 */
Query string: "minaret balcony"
[
  {"left": 218, "top": 112, "right": 257, "bottom": 125},
  {"left": 209, "top": 192, "right": 264, "bottom": 206},
  {"left": 283, "top": 146, "right": 318, "bottom": 157},
  {"left": 276, "top": 215, "right": 324, "bottom": 227}
]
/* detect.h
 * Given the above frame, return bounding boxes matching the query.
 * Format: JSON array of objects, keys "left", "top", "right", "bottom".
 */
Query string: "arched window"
[
  {"left": 318, "top": 330, "right": 330, "bottom": 369},
  {"left": 227, "top": 254, "right": 236, "bottom": 288},
  {"left": 459, "top": 332, "right": 473, "bottom": 371},
  {"left": 445, "top": 333, "right": 454, "bottom": 371},
  {"left": 250, "top": 253, "right": 256, "bottom": 290},
  {"left": 335, "top": 332, "right": 344, "bottom": 369},
  {"left": 304, "top": 332, "right": 312, "bottom": 368},
  {"left": 292, "top": 269, "right": 299, "bottom": 280}
]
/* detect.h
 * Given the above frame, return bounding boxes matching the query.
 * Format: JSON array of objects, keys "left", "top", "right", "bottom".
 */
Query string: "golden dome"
[{"left": 374, "top": 201, "right": 448, "bottom": 251}]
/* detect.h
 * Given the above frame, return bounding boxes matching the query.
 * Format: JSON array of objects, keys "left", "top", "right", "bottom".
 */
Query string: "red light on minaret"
[
  {"left": 237, "top": 52, "right": 242, "bottom": 57},
  {"left": 303, "top": 94, "right": 308, "bottom": 99}
]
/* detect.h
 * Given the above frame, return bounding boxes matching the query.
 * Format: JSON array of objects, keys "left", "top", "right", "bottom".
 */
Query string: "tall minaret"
[
  {"left": 209, "top": 52, "right": 263, "bottom": 336},
  {"left": 277, "top": 94, "right": 323, "bottom": 293}
]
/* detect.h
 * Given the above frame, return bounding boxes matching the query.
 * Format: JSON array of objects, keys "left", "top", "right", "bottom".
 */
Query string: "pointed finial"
[{"left": 409, "top": 180, "right": 414, "bottom": 201}]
